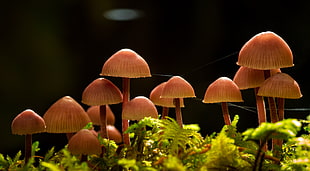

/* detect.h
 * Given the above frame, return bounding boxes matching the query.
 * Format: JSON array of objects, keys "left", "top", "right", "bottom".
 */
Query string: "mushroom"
[
  {"left": 202, "top": 77, "right": 243, "bottom": 125},
  {"left": 122, "top": 96, "right": 158, "bottom": 121},
  {"left": 236, "top": 31, "right": 294, "bottom": 132},
  {"left": 258, "top": 73, "right": 302, "bottom": 156},
  {"left": 82, "top": 78, "right": 122, "bottom": 139},
  {"left": 43, "top": 96, "right": 91, "bottom": 140},
  {"left": 68, "top": 129, "right": 102, "bottom": 162},
  {"left": 258, "top": 73, "right": 302, "bottom": 121},
  {"left": 160, "top": 76, "right": 195, "bottom": 128},
  {"left": 11, "top": 109, "right": 46, "bottom": 163},
  {"left": 100, "top": 49, "right": 151, "bottom": 145},
  {"left": 233, "top": 66, "right": 281, "bottom": 124},
  {"left": 86, "top": 105, "right": 116, "bottom": 126},
  {"left": 149, "top": 82, "right": 184, "bottom": 119}
]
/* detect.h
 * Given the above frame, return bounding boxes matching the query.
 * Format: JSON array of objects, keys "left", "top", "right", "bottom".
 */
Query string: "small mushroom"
[
  {"left": 149, "top": 82, "right": 184, "bottom": 119},
  {"left": 160, "top": 76, "right": 195, "bottom": 128},
  {"left": 82, "top": 78, "right": 122, "bottom": 139},
  {"left": 86, "top": 105, "right": 116, "bottom": 126},
  {"left": 203, "top": 77, "right": 243, "bottom": 125},
  {"left": 43, "top": 96, "right": 91, "bottom": 140},
  {"left": 233, "top": 67, "right": 281, "bottom": 124},
  {"left": 122, "top": 96, "right": 158, "bottom": 121},
  {"left": 11, "top": 109, "right": 46, "bottom": 163},
  {"left": 68, "top": 129, "right": 102, "bottom": 162},
  {"left": 100, "top": 49, "right": 151, "bottom": 145}
]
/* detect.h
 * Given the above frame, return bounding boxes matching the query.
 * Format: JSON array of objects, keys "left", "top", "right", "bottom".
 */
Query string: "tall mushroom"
[
  {"left": 149, "top": 82, "right": 184, "bottom": 119},
  {"left": 43, "top": 96, "right": 91, "bottom": 141},
  {"left": 258, "top": 73, "right": 302, "bottom": 156},
  {"left": 82, "top": 78, "right": 122, "bottom": 139},
  {"left": 236, "top": 31, "right": 294, "bottom": 131},
  {"left": 203, "top": 77, "right": 243, "bottom": 125},
  {"left": 100, "top": 48, "right": 151, "bottom": 145},
  {"left": 11, "top": 109, "right": 46, "bottom": 163},
  {"left": 160, "top": 76, "right": 195, "bottom": 128}
]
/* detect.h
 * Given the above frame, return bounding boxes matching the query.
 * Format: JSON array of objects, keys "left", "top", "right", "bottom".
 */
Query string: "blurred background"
[{"left": 1, "top": 1, "right": 309, "bottom": 156}]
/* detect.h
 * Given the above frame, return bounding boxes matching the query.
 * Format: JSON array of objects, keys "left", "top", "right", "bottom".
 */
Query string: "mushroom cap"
[
  {"left": 11, "top": 109, "right": 46, "bottom": 135},
  {"left": 203, "top": 77, "right": 244, "bottom": 103},
  {"left": 82, "top": 78, "right": 123, "bottom": 106},
  {"left": 233, "top": 66, "right": 281, "bottom": 90},
  {"left": 122, "top": 96, "right": 158, "bottom": 121},
  {"left": 257, "top": 73, "right": 302, "bottom": 99},
  {"left": 150, "top": 82, "right": 185, "bottom": 107},
  {"left": 68, "top": 129, "right": 102, "bottom": 155},
  {"left": 100, "top": 49, "right": 151, "bottom": 78},
  {"left": 86, "top": 105, "right": 115, "bottom": 126},
  {"left": 237, "top": 31, "right": 293, "bottom": 70},
  {"left": 98, "top": 125, "right": 122, "bottom": 143},
  {"left": 43, "top": 96, "right": 91, "bottom": 133},
  {"left": 160, "top": 76, "right": 196, "bottom": 98}
]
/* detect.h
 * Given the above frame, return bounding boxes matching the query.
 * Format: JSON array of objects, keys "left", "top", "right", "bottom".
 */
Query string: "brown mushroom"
[
  {"left": 149, "top": 82, "right": 184, "bottom": 119},
  {"left": 122, "top": 96, "right": 158, "bottom": 121},
  {"left": 82, "top": 78, "right": 122, "bottom": 139},
  {"left": 100, "top": 48, "right": 151, "bottom": 145},
  {"left": 43, "top": 96, "right": 91, "bottom": 140},
  {"left": 11, "top": 109, "right": 46, "bottom": 163},
  {"left": 160, "top": 76, "right": 195, "bottom": 128},
  {"left": 233, "top": 66, "right": 281, "bottom": 124},
  {"left": 68, "top": 129, "right": 102, "bottom": 162},
  {"left": 203, "top": 77, "right": 243, "bottom": 125}
]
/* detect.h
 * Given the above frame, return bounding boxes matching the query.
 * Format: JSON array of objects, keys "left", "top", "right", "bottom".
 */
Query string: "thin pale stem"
[
  {"left": 255, "top": 87, "right": 268, "bottom": 151},
  {"left": 254, "top": 88, "right": 267, "bottom": 124},
  {"left": 174, "top": 98, "right": 183, "bottom": 128},
  {"left": 161, "top": 107, "right": 169, "bottom": 119},
  {"left": 122, "top": 77, "right": 130, "bottom": 145},
  {"left": 100, "top": 105, "right": 108, "bottom": 139},
  {"left": 221, "top": 102, "right": 231, "bottom": 125},
  {"left": 25, "top": 134, "right": 32, "bottom": 164}
]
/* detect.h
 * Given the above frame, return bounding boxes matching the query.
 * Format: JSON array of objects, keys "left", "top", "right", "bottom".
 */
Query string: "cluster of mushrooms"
[{"left": 11, "top": 31, "right": 302, "bottom": 162}]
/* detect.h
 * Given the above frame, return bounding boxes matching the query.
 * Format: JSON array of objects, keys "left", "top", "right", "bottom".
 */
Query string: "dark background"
[{"left": 1, "top": 1, "right": 309, "bottom": 156}]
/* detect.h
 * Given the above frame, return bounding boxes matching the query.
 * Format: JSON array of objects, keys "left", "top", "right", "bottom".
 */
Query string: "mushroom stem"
[
  {"left": 254, "top": 87, "right": 268, "bottom": 151},
  {"left": 277, "top": 98, "right": 285, "bottom": 121},
  {"left": 161, "top": 107, "right": 169, "bottom": 119},
  {"left": 254, "top": 88, "right": 267, "bottom": 124},
  {"left": 174, "top": 98, "right": 183, "bottom": 128},
  {"left": 99, "top": 105, "right": 108, "bottom": 139},
  {"left": 25, "top": 134, "right": 32, "bottom": 163},
  {"left": 221, "top": 102, "right": 231, "bottom": 125},
  {"left": 122, "top": 77, "right": 130, "bottom": 145}
]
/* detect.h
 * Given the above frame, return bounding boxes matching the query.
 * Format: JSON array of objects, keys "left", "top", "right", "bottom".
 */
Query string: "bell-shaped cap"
[
  {"left": 68, "top": 129, "right": 102, "bottom": 155},
  {"left": 161, "top": 76, "right": 196, "bottom": 98},
  {"left": 122, "top": 96, "right": 158, "bottom": 121},
  {"left": 82, "top": 78, "right": 123, "bottom": 106},
  {"left": 233, "top": 66, "right": 281, "bottom": 90},
  {"left": 11, "top": 109, "right": 46, "bottom": 135},
  {"left": 86, "top": 105, "right": 115, "bottom": 126},
  {"left": 257, "top": 73, "right": 302, "bottom": 99},
  {"left": 203, "top": 77, "right": 243, "bottom": 103},
  {"left": 237, "top": 31, "right": 293, "bottom": 70},
  {"left": 43, "top": 96, "right": 91, "bottom": 133},
  {"left": 150, "top": 82, "right": 185, "bottom": 107},
  {"left": 100, "top": 49, "right": 151, "bottom": 78}
]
